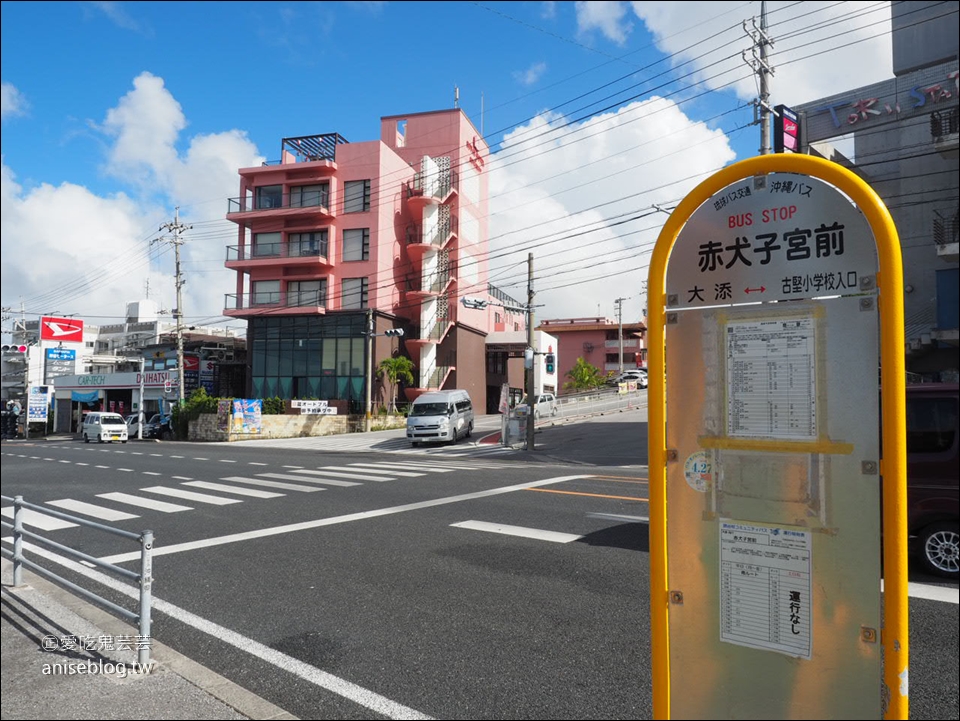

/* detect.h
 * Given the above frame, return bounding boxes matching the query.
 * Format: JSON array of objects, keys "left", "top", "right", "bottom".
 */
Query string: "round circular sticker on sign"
[{"left": 683, "top": 450, "right": 713, "bottom": 493}]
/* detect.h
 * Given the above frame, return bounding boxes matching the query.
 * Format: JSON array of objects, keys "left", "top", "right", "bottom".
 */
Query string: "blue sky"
[{"left": 1, "top": 1, "right": 893, "bottom": 333}]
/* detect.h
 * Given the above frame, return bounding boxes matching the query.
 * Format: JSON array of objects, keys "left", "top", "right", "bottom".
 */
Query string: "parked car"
[
  {"left": 607, "top": 370, "right": 648, "bottom": 388},
  {"left": 905, "top": 383, "right": 959, "bottom": 579},
  {"left": 515, "top": 392, "right": 559, "bottom": 420},
  {"left": 125, "top": 413, "right": 146, "bottom": 438},
  {"left": 82, "top": 412, "right": 128, "bottom": 444}
]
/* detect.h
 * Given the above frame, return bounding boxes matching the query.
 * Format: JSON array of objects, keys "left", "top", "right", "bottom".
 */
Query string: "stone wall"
[{"left": 188, "top": 412, "right": 407, "bottom": 442}]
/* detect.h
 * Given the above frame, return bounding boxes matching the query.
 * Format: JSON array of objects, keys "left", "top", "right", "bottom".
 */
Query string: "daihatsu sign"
[
  {"left": 647, "top": 154, "right": 907, "bottom": 720},
  {"left": 40, "top": 316, "right": 84, "bottom": 343}
]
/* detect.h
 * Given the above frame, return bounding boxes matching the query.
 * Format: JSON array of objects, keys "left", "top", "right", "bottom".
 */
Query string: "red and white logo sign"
[{"left": 40, "top": 316, "right": 84, "bottom": 343}]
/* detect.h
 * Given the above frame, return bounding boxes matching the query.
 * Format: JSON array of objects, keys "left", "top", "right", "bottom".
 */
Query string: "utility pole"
[
  {"left": 526, "top": 253, "right": 536, "bottom": 452},
  {"left": 615, "top": 297, "right": 626, "bottom": 375},
  {"left": 743, "top": 1, "right": 774, "bottom": 155},
  {"left": 156, "top": 208, "right": 191, "bottom": 408},
  {"left": 365, "top": 308, "right": 374, "bottom": 433}
]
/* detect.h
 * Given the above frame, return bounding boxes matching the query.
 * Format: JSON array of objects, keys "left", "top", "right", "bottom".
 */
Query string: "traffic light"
[
  {"left": 1, "top": 344, "right": 28, "bottom": 353},
  {"left": 545, "top": 353, "right": 555, "bottom": 374},
  {"left": 384, "top": 328, "right": 404, "bottom": 337}
]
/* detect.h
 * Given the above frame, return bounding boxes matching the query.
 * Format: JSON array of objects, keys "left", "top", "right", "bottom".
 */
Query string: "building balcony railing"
[
  {"left": 420, "top": 364, "right": 452, "bottom": 389},
  {"left": 931, "top": 108, "right": 959, "bottom": 158},
  {"left": 406, "top": 270, "right": 451, "bottom": 295},
  {"left": 934, "top": 210, "right": 959, "bottom": 261},
  {"left": 604, "top": 339, "right": 640, "bottom": 349},
  {"left": 226, "top": 242, "right": 329, "bottom": 263},
  {"left": 406, "top": 215, "right": 458, "bottom": 249},
  {"left": 227, "top": 190, "right": 330, "bottom": 215},
  {"left": 224, "top": 291, "right": 327, "bottom": 313},
  {"left": 404, "top": 168, "right": 458, "bottom": 203}
]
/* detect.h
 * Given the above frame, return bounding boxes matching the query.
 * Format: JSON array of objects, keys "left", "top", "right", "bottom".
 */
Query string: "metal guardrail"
[
  {"left": 553, "top": 387, "right": 647, "bottom": 420},
  {"left": 0, "top": 495, "right": 154, "bottom": 665},
  {"left": 501, "top": 387, "right": 647, "bottom": 448}
]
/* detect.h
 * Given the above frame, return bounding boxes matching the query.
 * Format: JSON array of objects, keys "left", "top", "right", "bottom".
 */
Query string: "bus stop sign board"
[{"left": 647, "top": 155, "right": 907, "bottom": 720}]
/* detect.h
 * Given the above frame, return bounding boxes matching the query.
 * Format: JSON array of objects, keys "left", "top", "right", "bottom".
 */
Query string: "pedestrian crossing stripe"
[
  {"left": 1, "top": 459, "right": 522, "bottom": 531},
  {"left": 257, "top": 473, "right": 361, "bottom": 487}
]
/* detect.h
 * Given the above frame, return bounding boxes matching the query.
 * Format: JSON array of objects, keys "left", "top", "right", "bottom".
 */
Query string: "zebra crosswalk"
[
  {"left": 223, "top": 433, "right": 514, "bottom": 458},
  {"left": 1, "top": 460, "right": 510, "bottom": 533}
]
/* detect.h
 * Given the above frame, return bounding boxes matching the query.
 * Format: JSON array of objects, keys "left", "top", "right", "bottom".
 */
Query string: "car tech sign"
[{"left": 40, "top": 316, "right": 84, "bottom": 343}]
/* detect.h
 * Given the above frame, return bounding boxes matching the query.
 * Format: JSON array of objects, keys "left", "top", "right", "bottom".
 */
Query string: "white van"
[
  {"left": 82, "top": 412, "right": 129, "bottom": 444},
  {"left": 406, "top": 390, "right": 474, "bottom": 446}
]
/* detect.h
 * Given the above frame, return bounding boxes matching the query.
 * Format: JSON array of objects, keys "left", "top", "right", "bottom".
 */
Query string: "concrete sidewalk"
[{"left": 1, "top": 559, "right": 295, "bottom": 720}]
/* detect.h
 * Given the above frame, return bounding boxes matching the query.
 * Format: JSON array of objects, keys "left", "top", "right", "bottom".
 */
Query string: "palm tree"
[
  {"left": 377, "top": 356, "right": 415, "bottom": 412},
  {"left": 563, "top": 357, "right": 606, "bottom": 392}
]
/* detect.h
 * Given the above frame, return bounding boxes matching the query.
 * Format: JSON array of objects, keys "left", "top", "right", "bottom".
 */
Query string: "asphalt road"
[{"left": 1, "top": 412, "right": 956, "bottom": 720}]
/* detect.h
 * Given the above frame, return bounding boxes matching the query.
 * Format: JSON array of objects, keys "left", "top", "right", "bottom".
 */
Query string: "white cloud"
[
  {"left": 87, "top": 1, "right": 144, "bottom": 33},
  {"left": 575, "top": 1, "right": 633, "bottom": 46},
  {"left": 514, "top": 62, "right": 548, "bottom": 87},
  {"left": 0, "top": 164, "right": 168, "bottom": 319},
  {"left": 1, "top": 82, "right": 29, "bottom": 120},
  {"left": 630, "top": 1, "right": 893, "bottom": 104},
  {"left": 1, "top": 73, "right": 263, "bottom": 328},
  {"left": 487, "top": 97, "right": 736, "bottom": 322}
]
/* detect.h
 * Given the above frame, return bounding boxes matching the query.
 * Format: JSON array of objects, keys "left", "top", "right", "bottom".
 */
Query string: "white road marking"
[
  {"left": 96, "top": 492, "right": 193, "bottom": 513},
  {"left": 217, "top": 476, "right": 324, "bottom": 493},
  {"left": 0, "top": 507, "right": 77, "bottom": 531},
  {"left": 450, "top": 520, "right": 583, "bottom": 544},
  {"left": 291, "top": 469, "right": 397, "bottom": 482},
  {"left": 45, "top": 499, "right": 139, "bottom": 522},
  {"left": 141, "top": 486, "right": 242, "bottom": 505},
  {"left": 99, "top": 475, "right": 593, "bottom": 563},
  {"left": 258, "top": 473, "right": 361, "bottom": 488},
  {"left": 335, "top": 465, "right": 425, "bottom": 477},
  {"left": 183, "top": 482, "right": 284, "bottom": 499},
  {"left": 352, "top": 462, "right": 457, "bottom": 473}
]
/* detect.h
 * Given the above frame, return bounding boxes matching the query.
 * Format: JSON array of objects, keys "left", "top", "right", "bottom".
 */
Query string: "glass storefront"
[{"left": 249, "top": 314, "right": 367, "bottom": 412}]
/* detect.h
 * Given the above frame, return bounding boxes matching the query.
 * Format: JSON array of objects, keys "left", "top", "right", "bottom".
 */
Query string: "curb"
[{"left": 1, "top": 558, "right": 296, "bottom": 720}]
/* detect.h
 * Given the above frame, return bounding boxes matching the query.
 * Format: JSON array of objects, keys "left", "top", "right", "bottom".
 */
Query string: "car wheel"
[
  {"left": 411, "top": 441, "right": 420, "bottom": 448},
  {"left": 919, "top": 522, "right": 959, "bottom": 578},
  {"left": 122, "top": 440, "right": 127, "bottom": 444},
  {"left": 466, "top": 422, "right": 473, "bottom": 438},
  {"left": 83, "top": 433, "right": 89, "bottom": 444}
]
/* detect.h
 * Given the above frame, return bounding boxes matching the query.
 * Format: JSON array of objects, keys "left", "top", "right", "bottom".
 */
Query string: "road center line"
[
  {"left": 526, "top": 487, "right": 649, "bottom": 502},
  {"left": 99, "top": 475, "right": 592, "bottom": 564}
]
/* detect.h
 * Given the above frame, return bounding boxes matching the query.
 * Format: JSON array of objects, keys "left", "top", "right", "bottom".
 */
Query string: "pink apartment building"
[
  {"left": 537, "top": 317, "right": 647, "bottom": 389},
  {"left": 223, "top": 108, "right": 525, "bottom": 413}
]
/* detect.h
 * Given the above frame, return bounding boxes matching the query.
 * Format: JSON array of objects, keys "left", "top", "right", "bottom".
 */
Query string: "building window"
[
  {"left": 341, "top": 278, "right": 368, "bottom": 309},
  {"left": 495, "top": 312, "right": 502, "bottom": 324},
  {"left": 342, "top": 228, "right": 370, "bottom": 261},
  {"left": 514, "top": 322, "right": 519, "bottom": 332},
  {"left": 290, "top": 183, "right": 329, "bottom": 209},
  {"left": 256, "top": 185, "right": 282, "bottom": 209},
  {"left": 252, "top": 280, "right": 281, "bottom": 306},
  {"left": 343, "top": 180, "right": 371, "bottom": 213},
  {"left": 253, "top": 232, "right": 281, "bottom": 258},
  {"left": 288, "top": 280, "right": 327, "bottom": 307},
  {"left": 289, "top": 231, "right": 328, "bottom": 258}
]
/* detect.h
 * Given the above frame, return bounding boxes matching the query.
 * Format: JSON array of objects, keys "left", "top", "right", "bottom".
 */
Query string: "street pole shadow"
[{"left": 575, "top": 521, "right": 649, "bottom": 552}]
